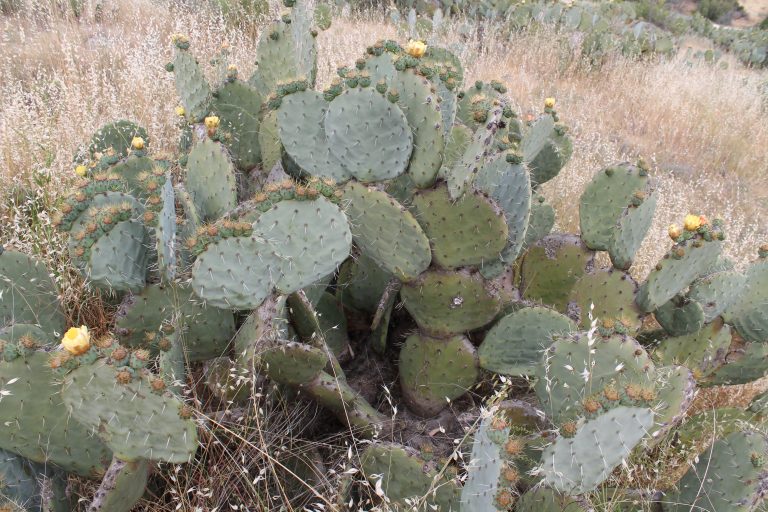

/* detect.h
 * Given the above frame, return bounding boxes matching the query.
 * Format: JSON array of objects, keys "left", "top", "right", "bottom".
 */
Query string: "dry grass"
[{"left": 1, "top": 1, "right": 768, "bottom": 510}]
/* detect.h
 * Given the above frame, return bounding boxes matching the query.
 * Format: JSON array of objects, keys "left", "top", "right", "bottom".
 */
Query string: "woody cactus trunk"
[{"left": 2, "top": 2, "right": 768, "bottom": 510}]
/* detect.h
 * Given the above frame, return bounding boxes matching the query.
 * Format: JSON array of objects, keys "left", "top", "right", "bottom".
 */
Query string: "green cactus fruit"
[
  {"left": 277, "top": 90, "right": 349, "bottom": 182},
  {"left": 335, "top": 253, "right": 393, "bottom": 314},
  {"left": 474, "top": 155, "right": 532, "bottom": 265},
  {"left": 114, "top": 283, "right": 235, "bottom": 361},
  {"left": 579, "top": 163, "right": 655, "bottom": 258},
  {"left": 655, "top": 295, "right": 706, "bottom": 336},
  {"left": 725, "top": 258, "right": 768, "bottom": 343},
  {"left": 654, "top": 318, "right": 731, "bottom": 379},
  {"left": 325, "top": 88, "right": 412, "bottom": 182},
  {"left": 447, "top": 105, "right": 503, "bottom": 199},
  {"left": 0, "top": 250, "right": 66, "bottom": 336},
  {"left": 541, "top": 406, "right": 654, "bottom": 494},
  {"left": 479, "top": 306, "right": 575, "bottom": 376},
  {"left": 399, "top": 333, "right": 478, "bottom": 416},
  {"left": 521, "top": 194, "right": 555, "bottom": 251},
  {"left": 172, "top": 46, "right": 211, "bottom": 121},
  {"left": 535, "top": 332, "right": 656, "bottom": 424},
  {"left": 87, "top": 458, "right": 151, "bottom": 512},
  {"left": 62, "top": 360, "right": 198, "bottom": 463},
  {"left": 392, "top": 69, "right": 444, "bottom": 188},
  {"left": 688, "top": 269, "right": 746, "bottom": 324},
  {"left": 209, "top": 81, "right": 262, "bottom": 170},
  {"left": 567, "top": 268, "right": 643, "bottom": 333},
  {"left": 401, "top": 269, "right": 503, "bottom": 336},
  {"left": 342, "top": 182, "right": 430, "bottom": 281},
  {"left": 520, "top": 234, "right": 596, "bottom": 312},
  {"left": 663, "top": 430, "right": 768, "bottom": 512},
  {"left": 411, "top": 183, "right": 508, "bottom": 269},
  {"left": 185, "top": 139, "right": 237, "bottom": 222},
  {"left": 360, "top": 443, "right": 460, "bottom": 509},
  {"left": 0, "top": 352, "right": 112, "bottom": 476}
]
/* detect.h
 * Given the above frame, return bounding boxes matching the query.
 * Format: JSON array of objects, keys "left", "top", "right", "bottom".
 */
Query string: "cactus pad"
[
  {"left": 689, "top": 270, "right": 746, "bottom": 324},
  {"left": 411, "top": 184, "right": 508, "bottom": 269},
  {"left": 479, "top": 306, "right": 575, "bottom": 376},
  {"left": 0, "top": 250, "right": 66, "bottom": 335},
  {"left": 210, "top": 81, "right": 262, "bottom": 170},
  {"left": 399, "top": 333, "right": 478, "bottom": 416},
  {"left": 655, "top": 296, "right": 705, "bottom": 336},
  {"left": 400, "top": 270, "right": 502, "bottom": 336},
  {"left": 325, "top": 88, "right": 412, "bottom": 182},
  {"left": 655, "top": 319, "right": 731, "bottom": 379},
  {"left": 185, "top": 139, "right": 238, "bottom": 221},
  {"left": 172, "top": 49, "right": 211, "bottom": 121},
  {"left": 567, "top": 269, "right": 642, "bottom": 332},
  {"left": 447, "top": 105, "right": 502, "bottom": 199},
  {"left": 62, "top": 360, "right": 198, "bottom": 463},
  {"left": 726, "top": 259, "right": 768, "bottom": 343},
  {"left": 342, "top": 182, "right": 430, "bottom": 280}
]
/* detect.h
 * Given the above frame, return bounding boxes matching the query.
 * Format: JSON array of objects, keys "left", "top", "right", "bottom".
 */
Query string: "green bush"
[{"left": 697, "top": 0, "right": 743, "bottom": 23}]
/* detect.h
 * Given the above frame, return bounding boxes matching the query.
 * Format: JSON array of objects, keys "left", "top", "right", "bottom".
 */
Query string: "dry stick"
[{"left": 370, "top": 277, "right": 401, "bottom": 331}]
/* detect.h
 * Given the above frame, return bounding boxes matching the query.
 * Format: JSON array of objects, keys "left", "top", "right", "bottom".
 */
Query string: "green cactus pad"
[
  {"left": 655, "top": 296, "right": 705, "bottom": 336},
  {"left": 435, "top": 79, "right": 458, "bottom": 138},
  {"left": 474, "top": 156, "right": 532, "bottom": 264},
  {"left": 526, "top": 123, "right": 572, "bottom": 187},
  {"left": 86, "top": 120, "right": 149, "bottom": 163},
  {"left": 704, "top": 342, "right": 768, "bottom": 386},
  {"left": 114, "top": 283, "right": 235, "bottom": 361},
  {"left": 210, "top": 81, "right": 262, "bottom": 170},
  {"left": 0, "top": 250, "right": 66, "bottom": 335},
  {"left": 479, "top": 306, "right": 576, "bottom": 376},
  {"left": 649, "top": 365, "right": 696, "bottom": 441},
  {"left": 362, "top": 52, "right": 397, "bottom": 84},
  {"left": 289, "top": 292, "right": 349, "bottom": 359},
  {"left": 261, "top": 341, "right": 328, "bottom": 386},
  {"left": 521, "top": 114, "right": 554, "bottom": 165},
  {"left": 392, "top": 69, "right": 444, "bottom": 188},
  {"left": 155, "top": 177, "right": 176, "bottom": 283},
  {"left": 336, "top": 253, "right": 392, "bottom": 314},
  {"left": 277, "top": 90, "right": 349, "bottom": 181},
  {"left": 342, "top": 182, "right": 431, "bottom": 280},
  {"left": 185, "top": 139, "right": 238, "bottom": 221},
  {"left": 520, "top": 234, "right": 596, "bottom": 312},
  {"left": 460, "top": 413, "right": 511, "bottom": 512},
  {"left": 726, "top": 259, "right": 768, "bottom": 343},
  {"left": 250, "top": 21, "right": 306, "bottom": 97},
  {"left": 521, "top": 195, "right": 556, "bottom": 251},
  {"left": 234, "top": 296, "right": 289, "bottom": 372},
  {"left": 663, "top": 430, "right": 768, "bottom": 512},
  {"left": 324, "top": 88, "right": 412, "bottom": 182},
  {"left": 109, "top": 156, "right": 156, "bottom": 195},
  {"left": 88, "top": 458, "right": 150, "bottom": 512},
  {"left": 535, "top": 332, "right": 656, "bottom": 424},
  {"left": 253, "top": 197, "right": 352, "bottom": 294},
  {"left": 400, "top": 270, "right": 502, "bottom": 336},
  {"left": 399, "top": 333, "right": 478, "bottom": 416},
  {"left": 439, "top": 124, "right": 472, "bottom": 179},
  {"left": 83, "top": 217, "right": 149, "bottom": 292},
  {"left": 172, "top": 48, "right": 211, "bottom": 121},
  {"left": 567, "top": 269, "right": 643, "bottom": 332},
  {"left": 541, "top": 406, "right": 655, "bottom": 494},
  {"left": 580, "top": 163, "right": 654, "bottom": 252},
  {"left": 636, "top": 238, "right": 723, "bottom": 312},
  {"left": 360, "top": 443, "right": 460, "bottom": 509},
  {"left": 411, "top": 183, "right": 508, "bottom": 269},
  {"left": 258, "top": 109, "right": 282, "bottom": 173},
  {"left": 608, "top": 188, "right": 658, "bottom": 270},
  {"left": 654, "top": 319, "right": 731, "bottom": 379},
  {"left": 0, "top": 352, "right": 111, "bottom": 476},
  {"left": 688, "top": 270, "right": 746, "bottom": 324},
  {"left": 62, "top": 361, "right": 198, "bottom": 463},
  {"left": 515, "top": 487, "right": 589, "bottom": 512},
  {"left": 447, "top": 105, "right": 502, "bottom": 199}
]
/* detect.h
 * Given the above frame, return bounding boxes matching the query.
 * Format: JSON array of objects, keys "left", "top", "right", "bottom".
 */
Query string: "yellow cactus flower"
[
  {"left": 204, "top": 116, "right": 220, "bottom": 129},
  {"left": 544, "top": 97, "right": 556, "bottom": 109},
  {"left": 684, "top": 214, "right": 701, "bottom": 231},
  {"left": 75, "top": 165, "right": 87, "bottom": 177},
  {"left": 405, "top": 39, "right": 427, "bottom": 58},
  {"left": 175, "top": 105, "right": 185, "bottom": 117},
  {"left": 131, "top": 137, "right": 145, "bottom": 150},
  {"left": 668, "top": 224, "right": 682, "bottom": 240},
  {"left": 61, "top": 326, "right": 90, "bottom": 355}
]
